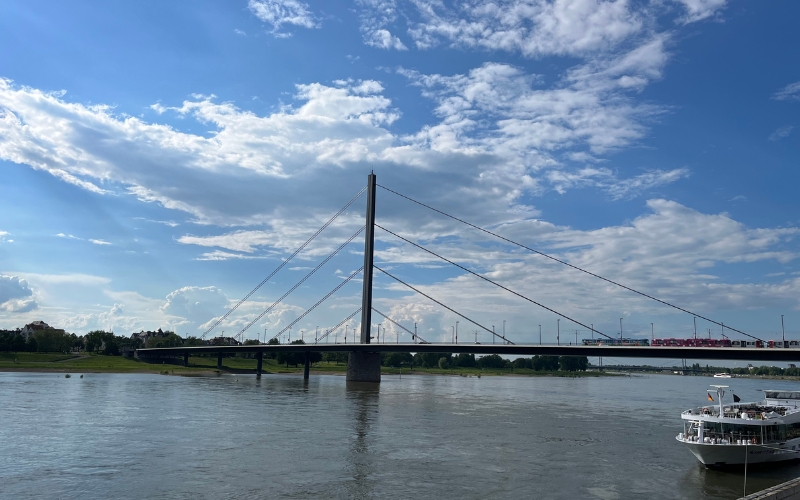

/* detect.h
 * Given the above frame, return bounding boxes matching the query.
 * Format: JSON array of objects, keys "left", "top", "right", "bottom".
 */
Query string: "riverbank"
[{"left": 0, "top": 352, "right": 610, "bottom": 377}]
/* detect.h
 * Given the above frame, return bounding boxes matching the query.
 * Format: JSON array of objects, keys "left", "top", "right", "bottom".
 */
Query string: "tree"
[
  {"left": 419, "top": 352, "right": 450, "bottom": 368},
  {"left": 558, "top": 356, "right": 588, "bottom": 372},
  {"left": 476, "top": 354, "right": 508, "bottom": 369},
  {"left": 266, "top": 337, "right": 280, "bottom": 358},
  {"left": 438, "top": 357, "right": 450, "bottom": 369},
  {"left": 103, "top": 340, "right": 120, "bottom": 356},
  {"left": 184, "top": 336, "right": 205, "bottom": 347},
  {"left": 512, "top": 357, "right": 531, "bottom": 370},
  {"left": 11, "top": 334, "right": 25, "bottom": 352},
  {"left": 532, "top": 355, "right": 559, "bottom": 371},
  {"left": 382, "top": 352, "right": 413, "bottom": 367},
  {"left": 146, "top": 333, "right": 183, "bottom": 348},
  {"left": 26, "top": 336, "right": 38, "bottom": 353},
  {"left": 454, "top": 353, "right": 476, "bottom": 367},
  {"left": 277, "top": 339, "right": 307, "bottom": 367}
]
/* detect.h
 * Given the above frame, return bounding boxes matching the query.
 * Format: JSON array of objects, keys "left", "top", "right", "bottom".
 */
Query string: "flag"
[
  {"left": 707, "top": 393, "right": 714, "bottom": 402},
  {"left": 733, "top": 394, "right": 741, "bottom": 403}
]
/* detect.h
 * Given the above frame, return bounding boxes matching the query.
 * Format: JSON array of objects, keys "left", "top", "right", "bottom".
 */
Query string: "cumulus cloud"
[
  {"left": 373, "top": 199, "right": 800, "bottom": 341},
  {"left": 773, "top": 82, "right": 800, "bottom": 102},
  {"left": 248, "top": 0, "right": 317, "bottom": 36},
  {"left": 0, "top": 230, "right": 10, "bottom": 243},
  {"left": 0, "top": 275, "right": 38, "bottom": 313}
]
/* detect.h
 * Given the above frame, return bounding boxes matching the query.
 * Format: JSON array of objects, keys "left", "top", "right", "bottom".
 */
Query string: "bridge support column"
[
  {"left": 217, "top": 352, "right": 223, "bottom": 370},
  {"left": 303, "top": 351, "right": 310, "bottom": 381},
  {"left": 183, "top": 352, "right": 189, "bottom": 367},
  {"left": 346, "top": 352, "right": 381, "bottom": 383},
  {"left": 256, "top": 351, "right": 263, "bottom": 378}
]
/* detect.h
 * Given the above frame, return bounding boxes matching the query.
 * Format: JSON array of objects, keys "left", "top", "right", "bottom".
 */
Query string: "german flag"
[{"left": 707, "top": 393, "right": 714, "bottom": 402}]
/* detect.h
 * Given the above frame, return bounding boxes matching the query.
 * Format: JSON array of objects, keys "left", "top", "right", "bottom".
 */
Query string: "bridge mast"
[
  {"left": 360, "top": 172, "right": 376, "bottom": 344},
  {"left": 347, "top": 172, "right": 381, "bottom": 382}
]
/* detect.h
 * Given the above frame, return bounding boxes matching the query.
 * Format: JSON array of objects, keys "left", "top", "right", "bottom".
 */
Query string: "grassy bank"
[{"left": 0, "top": 352, "right": 611, "bottom": 377}]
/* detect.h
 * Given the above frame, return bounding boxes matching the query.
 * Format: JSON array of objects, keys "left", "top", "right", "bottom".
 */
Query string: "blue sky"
[{"left": 0, "top": 0, "right": 798, "bottom": 347}]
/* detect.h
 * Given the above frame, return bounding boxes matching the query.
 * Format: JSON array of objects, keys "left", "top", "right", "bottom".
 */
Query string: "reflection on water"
[
  {"left": 346, "top": 382, "right": 380, "bottom": 500},
  {"left": 2, "top": 372, "right": 800, "bottom": 499}
]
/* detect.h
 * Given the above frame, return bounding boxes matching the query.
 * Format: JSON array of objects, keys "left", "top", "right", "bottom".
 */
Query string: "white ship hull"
[{"left": 678, "top": 436, "right": 800, "bottom": 466}]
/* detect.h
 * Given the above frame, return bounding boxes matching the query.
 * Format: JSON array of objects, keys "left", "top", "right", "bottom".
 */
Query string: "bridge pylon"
[{"left": 347, "top": 172, "right": 381, "bottom": 383}]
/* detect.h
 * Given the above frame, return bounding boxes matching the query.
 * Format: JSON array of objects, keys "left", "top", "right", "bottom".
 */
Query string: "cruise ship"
[{"left": 677, "top": 386, "right": 800, "bottom": 466}]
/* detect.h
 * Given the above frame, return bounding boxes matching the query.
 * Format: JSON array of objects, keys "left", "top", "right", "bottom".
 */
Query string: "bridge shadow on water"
[{"left": 345, "top": 382, "right": 380, "bottom": 500}]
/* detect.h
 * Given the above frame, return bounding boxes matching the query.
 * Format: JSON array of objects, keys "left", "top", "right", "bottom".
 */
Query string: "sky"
[{"left": 0, "top": 0, "right": 798, "bottom": 353}]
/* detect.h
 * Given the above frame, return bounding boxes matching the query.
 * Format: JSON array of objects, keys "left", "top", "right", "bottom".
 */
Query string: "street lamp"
[
  {"left": 456, "top": 321, "right": 459, "bottom": 344},
  {"left": 557, "top": 319, "right": 560, "bottom": 346},
  {"left": 693, "top": 316, "right": 697, "bottom": 340},
  {"left": 316, "top": 326, "right": 319, "bottom": 343},
  {"left": 503, "top": 320, "right": 506, "bottom": 344},
  {"left": 492, "top": 325, "right": 495, "bottom": 345},
  {"left": 651, "top": 323, "right": 654, "bottom": 343},
  {"left": 539, "top": 325, "right": 542, "bottom": 345},
  {"left": 619, "top": 318, "right": 623, "bottom": 342},
  {"left": 452, "top": 325, "right": 455, "bottom": 344},
  {"left": 782, "top": 315, "right": 786, "bottom": 344}
]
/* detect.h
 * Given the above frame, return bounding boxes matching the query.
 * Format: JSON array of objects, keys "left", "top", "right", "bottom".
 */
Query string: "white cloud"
[
  {"left": 359, "top": 0, "right": 645, "bottom": 57},
  {"left": 373, "top": 200, "right": 800, "bottom": 341},
  {"left": 234, "top": 29, "right": 247, "bottom": 36},
  {"left": 356, "top": 0, "right": 408, "bottom": 51},
  {"left": 0, "top": 230, "right": 9, "bottom": 243},
  {"left": 769, "top": 125, "right": 794, "bottom": 141},
  {"left": 547, "top": 167, "right": 689, "bottom": 199},
  {"left": 0, "top": 275, "right": 38, "bottom": 313},
  {"left": 365, "top": 28, "right": 408, "bottom": 50},
  {"left": 89, "top": 239, "right": 112, "bottom": 245},
  {"left": 773, "top": 81, "right": 800, "bottom": 101},
  {"left": 673, "top": 0, "right": 727, "bottom": 24},
  {"left": 248, "top": 0, "right": 317, "bottom": 36}
]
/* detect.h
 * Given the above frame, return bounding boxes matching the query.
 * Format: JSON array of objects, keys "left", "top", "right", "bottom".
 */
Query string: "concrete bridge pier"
[
  {"left": 256, "top": 351, "right": 263, "bottom": 378},
  {"left": 346, "top": 352, "right": 381, "bottom": 383},
  {"left": 303, "top": 351, "right": 310, "bottom": 380},
  {"left": 217, "top": 352, "right": 223, "bottom": 370},
  {"left": 183, "top": 352, "right": 189, "bottom": 367}
]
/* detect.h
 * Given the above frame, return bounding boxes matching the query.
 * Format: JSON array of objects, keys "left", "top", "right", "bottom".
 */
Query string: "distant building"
[
  {"left": 130, "top": 328, "right": 168, "bottom": 345},
  {"left": 21, "top": 321, "right": 51, "bottom": 341}
]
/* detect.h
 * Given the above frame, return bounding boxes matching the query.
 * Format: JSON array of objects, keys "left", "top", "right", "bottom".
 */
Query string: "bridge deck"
[{"left": 136, "top": 344, "right": 800, "bottom": 362}]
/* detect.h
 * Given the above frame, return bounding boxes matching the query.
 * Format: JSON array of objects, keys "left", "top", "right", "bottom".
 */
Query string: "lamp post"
[
  {"left": 619, "top": 318, "right": 623, "bottom": 342},
  {"left": 492, "top": 325, "right": 495, "bottom": 344},
  {"left": 456, "top": 321, "right": 459, "bottom": 344},
  {"left": 316, "top": 326, "right": 319, "bottom": 343},
  {"left": 503, "top": 320, "right": 506, "bottom": 344},
  {"left": 575, "top": 330, "right": 578, "bottom": 345},
  {"left": 557, "top": 318, "right": 560, "bottom": 346},
  {"left": 539, "top": 325, "right": 542, "bottom": 345},
  {"left": 693, "top": 316, "right": 697, "bottom": 340},
  {"left": 345, "top": 325, "right": 348, "bottom": 344},
  {"left": 651, "top": 323, "right": 654, "bottom": 343},
  {"left": 301, "top": 330, "right": 304, "bottom": 342},
  {"left": 414, "top": 322, "right": 417, "bottom": 343},
  {"left": 591, "top": 323, "right": 594, "bottom": 340},
  {"left": 452, "top": 325, "right": 455, "bottom": 344}
]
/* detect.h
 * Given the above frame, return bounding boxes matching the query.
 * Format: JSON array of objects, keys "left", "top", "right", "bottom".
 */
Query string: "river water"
[{"left": 2, "top": 371, "right": 800, "bottom": 499}]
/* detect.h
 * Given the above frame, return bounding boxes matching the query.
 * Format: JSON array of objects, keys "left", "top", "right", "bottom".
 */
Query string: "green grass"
[{"left": 0, "top": 352, "right": 611, "bottom": 377}]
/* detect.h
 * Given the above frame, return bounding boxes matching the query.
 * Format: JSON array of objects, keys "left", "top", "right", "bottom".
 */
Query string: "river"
[{"left": 2, "top": 371, "right": 799, "bottom": 499}]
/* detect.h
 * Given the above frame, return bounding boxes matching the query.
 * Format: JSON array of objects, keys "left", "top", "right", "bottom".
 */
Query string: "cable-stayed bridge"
[{"left": 137, "top": 173, "right": 797, "bottom": 382}]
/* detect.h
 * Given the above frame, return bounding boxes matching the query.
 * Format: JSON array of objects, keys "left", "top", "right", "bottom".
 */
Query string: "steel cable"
[
  {"left": 202, "top": 186, "right": 367, "bottom": 339},
  {"left": 374, "top": 265, "right": 514, "bottom": 344},
  {"left": 378, "top": 183, "right": 763, "bottom": 342},
  {"left": 376, "top": 223, "right": 612, "bottom": 340},
  {"left": 235, "top": 228, "right": 365, "bottom": 338},
  {"left": 271, "top": 266, "right": 364, "bottom": 341}
]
